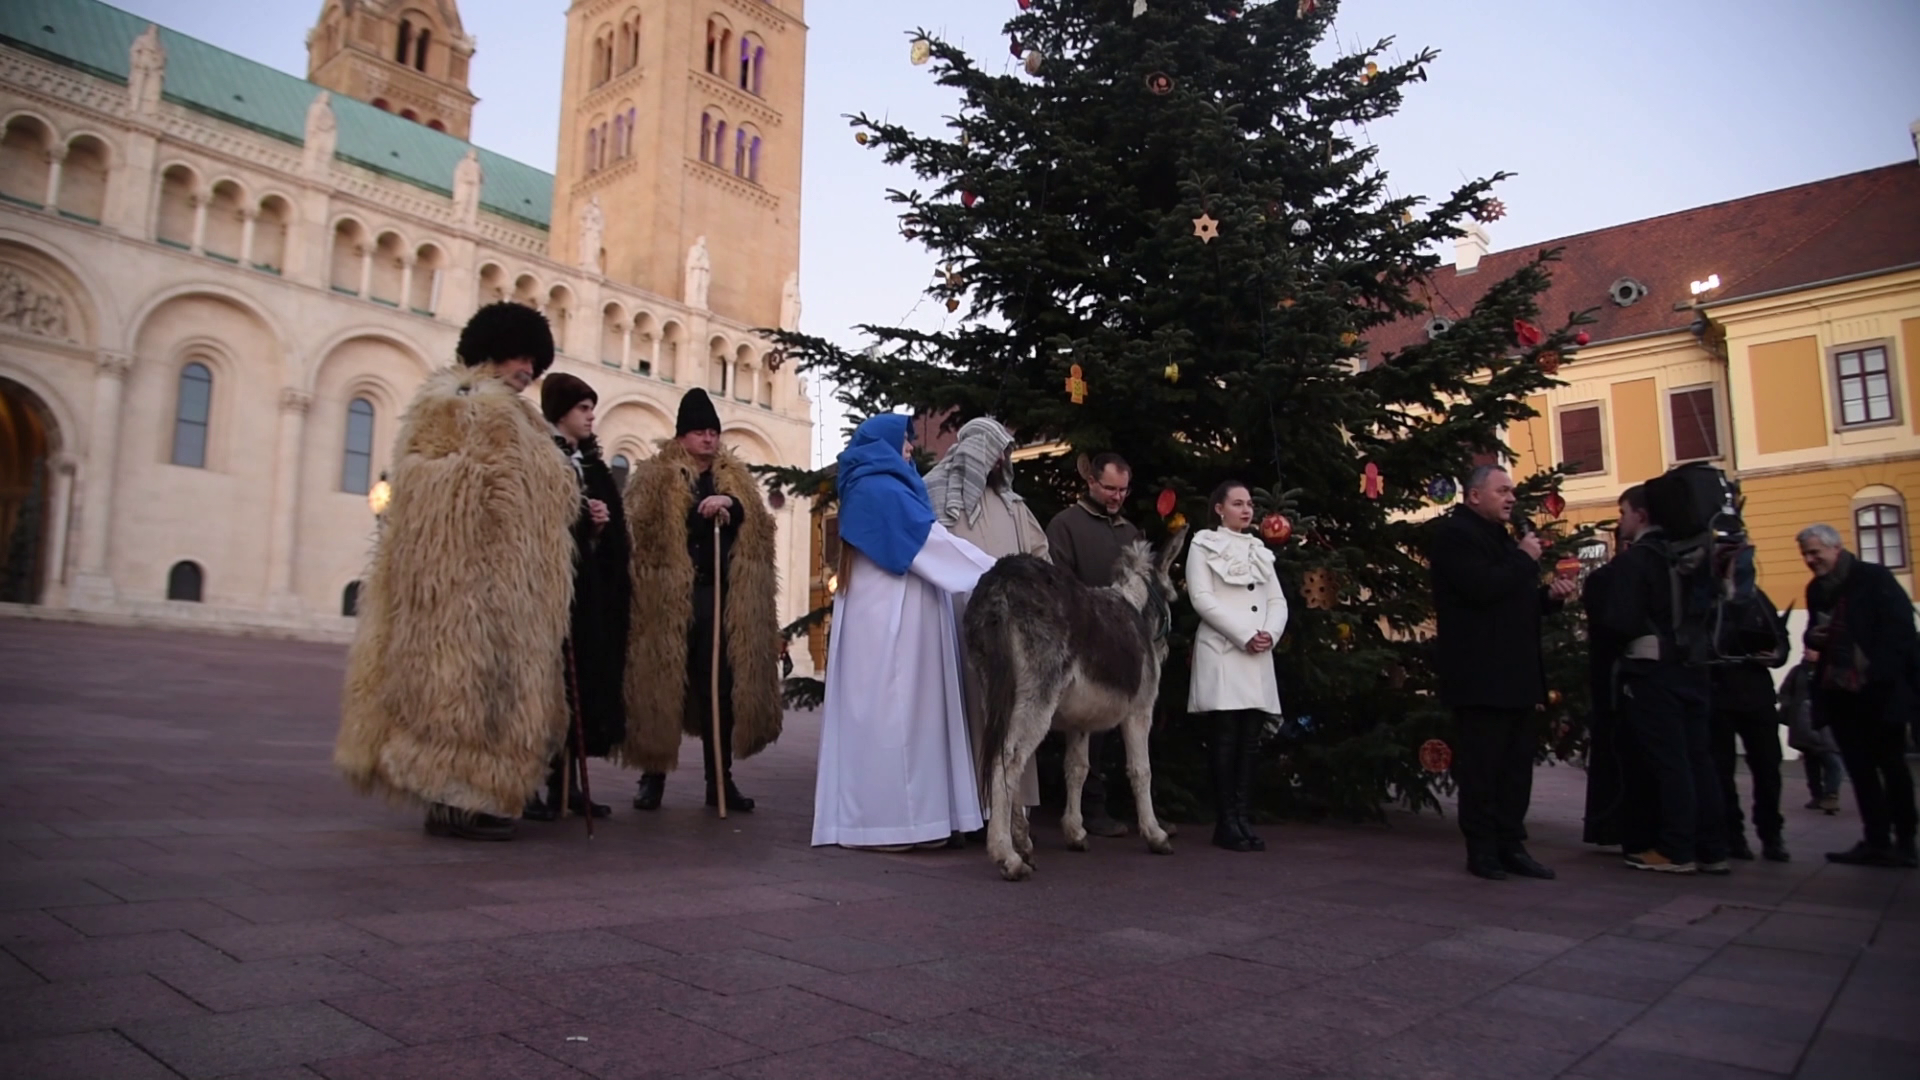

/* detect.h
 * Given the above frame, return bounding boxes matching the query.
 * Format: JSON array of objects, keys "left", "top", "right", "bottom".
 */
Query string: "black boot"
[
  {"left": 425, "top": 803, "right": 515, "bottom": 841},
  {"left": 1728, "top": 832, "right": 1755, "bottom": 860},
  {"left": 701, "top": 725, "right": 755, "bottom": 813},
  {"left": 633, "top": 773, "right": 665, "bottom": 810},
  {"left": 1761, "top": 836, "right": 1790, "bottom": 863},
  {"left": 1235, "top": 713, "right": 1265, "bottom": 852},
  {"left": 705, "top": 778, "right": 756, "bottom": 813},
  {"left": 1210, "top": 714, "right": 1252, "bottom": 852}
]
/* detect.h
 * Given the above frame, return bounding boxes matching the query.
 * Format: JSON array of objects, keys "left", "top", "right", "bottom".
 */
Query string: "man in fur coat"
[
  {"left": 523, "top": 372, "right": 631, "bottom": 821},
  {"left": 335, "top": 303, "right": 578, "bottom": 841},
  {"left": 624, "top": 388, "right": 781, "bottom": 812}
]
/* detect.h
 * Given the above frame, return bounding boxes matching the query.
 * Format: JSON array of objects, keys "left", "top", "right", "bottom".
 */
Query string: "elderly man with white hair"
[
  {"left": 1798, "top": 523, "right": 1919, "bottom": 869},
  {"left": 923, "top": 416, "right": 1049, "bottom": 818}
]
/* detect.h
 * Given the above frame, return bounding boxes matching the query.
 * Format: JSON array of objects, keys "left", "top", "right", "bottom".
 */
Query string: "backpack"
[{"left": 1639, "top": 463, "right": 1782, "bottom": 666}]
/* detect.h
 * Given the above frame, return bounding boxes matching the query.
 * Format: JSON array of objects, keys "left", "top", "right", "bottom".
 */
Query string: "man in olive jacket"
[{"left": 1429, "top": 465, "right": 1577, "bottom": 881}]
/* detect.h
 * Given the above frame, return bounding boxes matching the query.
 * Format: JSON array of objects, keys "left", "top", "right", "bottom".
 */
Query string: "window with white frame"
[
  {"left": 1832, "top": 343, "right": 1898, "bottom": 428},
  {"left": 1855, "top": 502, "right": 1908, "bottom": 569}
]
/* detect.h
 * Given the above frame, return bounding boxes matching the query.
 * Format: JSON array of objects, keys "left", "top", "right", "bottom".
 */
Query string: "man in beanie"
[
  {"left": 522, "top": 373, "right": 631, "bottom": 821},
  {"left": 623, "top": 387, "right": 782, "bottom": 812},
  {"left": 336, "top": 302, "right": 579, "bottom": 841}
]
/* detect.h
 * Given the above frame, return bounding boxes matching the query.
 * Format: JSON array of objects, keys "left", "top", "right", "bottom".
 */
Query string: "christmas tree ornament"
[
  {"left": 768, "top": 490, "right": 786, "bottom": 511},
  {"left": 1543, "top": 491, "right": 1567, "bottom": 518},
  {"left": 946, "top": 298, "right": 960, "bottom": 313},
  {"left": 1009, "top": 37, "right": 1023, "bottom": 58},
  {"left": 1019, "top": 0, "right": 1032, "bottom": 7},
  {"left": 855, "top": 132, "right": 869, "bottom": 145},
  {"left": 1547, "top": 689, "right": 1564, "bottom": 707},
  {"left": 1537, "top": 350, "right": 1561, "bottom": 375},
  {"left": 1427, "top": 476, "right": 1457, "bottom": 503},
  {"left": 1065, "top": 363, "right": 1088, "bottom": 404},
  {"left": 1401, "top": 208, "right": 1415, "bottom": 225},
  {"left": 1418, "top": 739, "right": 1452, "bottom": 773},
  {"left": 1276, "top": 296, "right": 1296, "bottom": 309},
  {"left": 1360, "top": 461, "right": 1384, "bottom": 499},
  {"left": 1156, "top": 489, "right": 1177, "bottom": 517},
  {"left": 1339, "top": 331, "right": 1358, "bottom": 347},
  {"left": 1471, "top": 197, "right": 1507, "bottom": 223},
  {"left": 1146, "top": 72, "right": 1173, "bottom": 95},
  {"left": 1259, "top": 513, "right": 1292, "bottom": 543},
  {"left": 1513, "top": 319, "right": 1543, "bottom": 347},
  {"left": 1361, "top": 61, "right": 1379, "bottom": 84},
  {"left": 1336, "top": 622, "right": 1353, "bottom": 642},
  {"left": 1163, "top": 362, "right": 1180, "bottom": 384},
  {"left": 1167, "top": 512, "right": 1188, "bottom": 532},
  {"left": 1191, "top": 213, "right": 1219, "bottom": 243},
  {"left": 1554, "top": 556, "right": 1581, "bottom": 582},
  {"left": 961, "top": 190, "right": 978, "bottom": 208},
  {"left": 1133, "top": 0, "right": 1148, "bottom": 15},
  {"left": 1297, "top": 0, "right": 1318, "bottom": 15},
  {"left": 1291, "top": 219, "right": 1311, "bottom": 237},
  {"left": 910, "top": 38, "right": 932, "bottom": 65},
  {"left": 1023, "top": 49, "right": 1044, "bottom": 75},
  {"left": 1301, "top": 567, "right": 1337, "bottom": 610},
  {"left": 1574, "top": 330, "right": 1591, "bottom": 346}
]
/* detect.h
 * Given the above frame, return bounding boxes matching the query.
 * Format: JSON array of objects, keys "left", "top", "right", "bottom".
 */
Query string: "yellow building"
[{"left": 1381, "top": 156, "right": 1920, "bottom": 610}]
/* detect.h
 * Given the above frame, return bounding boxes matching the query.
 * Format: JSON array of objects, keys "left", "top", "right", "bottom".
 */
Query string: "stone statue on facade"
[
  {"left": 779, "top": 270, "right": 801, "bottom": 332},
  {"left": 579, "top": 196, "right": 605, "bottom": 275},
  {"left": 128, "top": 25, "right": 166, "bottom": 115},
  {"left": 303, "top": 92, "right": 338, "bottom": 176},
  {"left": 452, "top": 149, "right": 483, "bottom": 225},
  {"left": 684, "top": 235, "right": 711, "bottom": 310}
]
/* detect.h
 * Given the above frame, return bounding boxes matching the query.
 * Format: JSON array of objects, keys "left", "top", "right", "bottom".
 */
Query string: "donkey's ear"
[{"left": 1157, "top": 527, "right": 1189, "bottom": 576}]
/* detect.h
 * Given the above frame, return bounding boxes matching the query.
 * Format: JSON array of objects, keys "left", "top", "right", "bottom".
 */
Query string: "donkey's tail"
[{"left": 966, "top": 587, "right": 1018, "bottom": 806}]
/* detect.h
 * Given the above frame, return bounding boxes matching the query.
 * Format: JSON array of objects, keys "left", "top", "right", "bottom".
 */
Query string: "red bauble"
[
  {"left": 1574, "top": 330, "right": 1591, "bottom": 346},
  {"left": 1010, "top": 38, "right": 1023, "bottom": 57},
  {"left": 1537, "top": 350, "right": 1561, "bottom": 375},
  {"left": 1543, "top": 491, "right": 1566, "bottom": 518},
  {"left": 1260, "top": 513, "right": 1293, "bottom": 544},
  {"left": 1513, "top": 319, "right": 1544, "bottom": 348},
  {"left": 1418, "top": 739, "right": 1453, "bottom": 773},
  {"left": 1019, "top": 0, "right": 1032, "bottom": 7},
  {"left": 1156, "top": 488, "right": 1177, "bottom": 518},
  {"left": 961, "top": 190, "right": 978, "bottom": 208}
]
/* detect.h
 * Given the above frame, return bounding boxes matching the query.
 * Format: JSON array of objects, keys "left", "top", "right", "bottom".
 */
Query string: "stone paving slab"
[{"left": 3, "top": 619, "right": 1918, "bottom": 1079}]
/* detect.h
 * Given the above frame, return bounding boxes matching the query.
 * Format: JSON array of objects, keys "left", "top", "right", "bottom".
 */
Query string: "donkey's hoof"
[
  {"left": 997, "top": 857, "right": 1033, "bottom": 882},
  {"left": 1066, "top": 834, "right": 1089, "bottom": 852},
  {"left": 1147, "top": 836, "right": 1174, "bottom": 855}
]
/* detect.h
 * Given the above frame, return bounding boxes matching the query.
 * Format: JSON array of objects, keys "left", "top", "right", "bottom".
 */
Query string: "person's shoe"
[
  {"left": 705, "top": 779, "right": 755, "bottom": 813},
  {"left": 1625, "top": 850, "right": 1696, "bottom": 873},
  {"left": 1698, "top": 860, "right": 1732, "bottom": 876},
  {"left": 424, "top": 803, "right": 515, "bottom": 841},
  {"left": 1728, "top": 833, "right": 1755, "bottom": 861},
  {"left": 568, "top": 794, "right": 612, "bottom": 818},
  {"left": 1805, "top": 796, "right": 1824, "bottom": 810},
  {"left": 521, "top": 795, "right": 559, "bottom": 823},
  {"left": 1826, "top": 841, "right": 1900, "bottom": 867},
  {"left": 632, "top": 773, "right": 665, "bottom": 811},
  {"left": 1896, "top": 839, "right": 1918, "bottom": 869},
  {"left": 1761, "top": 837, "right": 1790, "bottom": 863},
  {"left": 1083, "top": 811, "right": 1129, "bottom": 839},
  {"left": 1819, "top": 795, "right": 1842, "bottom": 814},
  {"left": 1498, "top": 848, "right": 1557, "bottom": 880},
  {"left": 1467, "top": 856, "right": 1509, "bottom": 881},
  {"left": 1212, "top": 820, "right": 1254, "bottom": 853}
]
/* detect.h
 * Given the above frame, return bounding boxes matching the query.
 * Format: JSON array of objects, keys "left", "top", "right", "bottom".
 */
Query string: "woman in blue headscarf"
[{"left": 812, "top": 413, "right": 999, "bottom": 850}]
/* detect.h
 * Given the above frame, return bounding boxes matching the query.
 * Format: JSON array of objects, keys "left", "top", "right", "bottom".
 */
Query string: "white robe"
[{"left": 811, "top": 522, "right": 998, "bottom": 847}]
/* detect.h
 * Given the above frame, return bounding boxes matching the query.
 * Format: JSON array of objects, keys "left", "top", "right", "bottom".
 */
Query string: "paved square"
[{"left": 2, "top": 620, "right": 1915, "bottom": 1078}]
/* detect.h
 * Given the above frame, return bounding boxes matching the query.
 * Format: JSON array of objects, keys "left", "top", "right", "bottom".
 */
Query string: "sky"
[{"left": 110, "top": 0, "right": 1920, "bottom": 462}]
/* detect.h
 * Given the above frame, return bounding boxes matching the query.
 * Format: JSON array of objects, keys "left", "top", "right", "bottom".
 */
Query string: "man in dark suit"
[
  {"left": 1429, "top": 465, "right": 1578, "bottom": 881},
  {"left": 1799, "top": 524, "right": 1919, "bottom": 868}
]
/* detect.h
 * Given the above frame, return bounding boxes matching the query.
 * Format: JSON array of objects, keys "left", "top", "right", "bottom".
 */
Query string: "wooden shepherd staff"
[
  {"left": 710, "top": 516, "right": 728, "bottom": 819},
  {"left": 563, "top": 639, "right": 595, "bottom": 838}
]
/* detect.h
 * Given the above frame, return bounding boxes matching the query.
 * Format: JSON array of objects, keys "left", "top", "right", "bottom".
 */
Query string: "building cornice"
[
  {"left": 689, "top": 71, "right": 783, "bottom": 128},
  {"left": 685, "top": 158, "right": 778, "bottom": 213}
]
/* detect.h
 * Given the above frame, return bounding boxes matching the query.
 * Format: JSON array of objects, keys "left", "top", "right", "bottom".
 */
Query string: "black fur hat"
[
  {"left": 676, "top": 387, "right": 722, "bottom": 436},
  {"left": 457, "top": 302, "right": 555, "bottom": 376}
]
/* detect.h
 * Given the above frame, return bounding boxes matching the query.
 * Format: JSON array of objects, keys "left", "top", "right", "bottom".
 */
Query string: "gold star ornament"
[{"left": 1192, "top": 213, "right": 1220, "bottom": 243}]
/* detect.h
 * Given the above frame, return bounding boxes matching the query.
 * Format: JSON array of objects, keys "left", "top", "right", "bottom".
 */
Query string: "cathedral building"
[{"left": 0, "top": 0, "right": 815, "bottom": 648}]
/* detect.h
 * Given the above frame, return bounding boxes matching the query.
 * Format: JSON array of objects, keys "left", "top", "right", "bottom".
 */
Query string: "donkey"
[{"left": 964, "top": 531, "right": 1186, "bottom": 881}]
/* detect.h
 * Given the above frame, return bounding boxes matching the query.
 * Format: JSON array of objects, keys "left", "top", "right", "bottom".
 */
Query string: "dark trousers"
[
  {"left": 1805, "top": 752, "right": 1846, "bottom": 800},
  {"left": 1827, "top": 693, "right": 1918, "bottom": 849},
  {"left": 1453, "top": 706, "right": 1537, "bottom": 858},
  {"left": 1618, "top": 665, "right": 1726, "bottom": 865},
  {"left": 686, "top": 581, "right": 737, "bottom": 786},
  {"left": 1711, "top": 705, "right": 1784, "bottom": 843},
  {"left": 1583, "top": 707, "right": 1622, "bottom": 846}
]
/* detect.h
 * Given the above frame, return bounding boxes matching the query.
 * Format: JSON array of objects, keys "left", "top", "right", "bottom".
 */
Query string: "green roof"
[{"left": 0, "top": 0, "right": 552, "bottom": 229}]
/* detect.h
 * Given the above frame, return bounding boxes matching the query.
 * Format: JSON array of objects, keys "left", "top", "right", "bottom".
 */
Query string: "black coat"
[
  {"left": 1428, "top": 506, "right": 1558, "bottom": 710},
  {"left": 563, "top": 438, "right": 632, "bottom": 757},
  {"left": 1805, "top": 554, "right": 1919, "bottom": 724}
]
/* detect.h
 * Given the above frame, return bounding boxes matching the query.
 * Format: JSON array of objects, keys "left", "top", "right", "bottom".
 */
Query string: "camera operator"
[{"left": 1597, "top": 476, "right": 1731, "bottom": 875}]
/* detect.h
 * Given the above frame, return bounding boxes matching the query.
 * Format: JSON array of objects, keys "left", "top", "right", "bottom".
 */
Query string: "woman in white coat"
[{"left": 1186, "top": 480, "right": 1289, "bottom": 852}]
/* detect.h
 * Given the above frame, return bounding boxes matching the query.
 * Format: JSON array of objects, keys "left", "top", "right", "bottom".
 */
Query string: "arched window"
[
  {"left": 370, "top": 98, "right": 390, "bottom": 112},
  {"left": 166, "top": 561, "right": 203, "bottom": 602},
  {"left": 611, "top": 454, "right": 631, "bottom": 489},
  {"left": 699, "top": 112, "right": 712, "bottom": 163},
  {"left": 611, "top": 115, "right": 625, "bottom": 163},
  {"left": 400, "top": 108, "right": 419, "bottom": 123},
  {"left": 172, "top": 362, "right": 212, "bottom": 468},
  {"left": 414, "top": 28, "right": 430, "bottom": 72},
  {"left": 1856, "top": 503, "right": 1908, "bottom": 569},
  {"left": 599, "top": 122, "right": 610, "bottom": 168},
  {"left": 427, "top": 119, "right": 446, "bottom": 132},
  {"left": 739, "top": 35, "right": 764, "bottom": 95},
  {"left": 395, "top": 19, "right": 413, "bottom": 63},
  {"left": 342, "top": 581, "right": 361, "bottom": 617},
  {"left": 748, "top": 135, "right": 762, "bottom": 184},
  {"left": 342, "top": 398, "right": 375, "bottom": 495},
  {"left": 712, "top": 120, "right": 728, "bottom": 168},
  {"left": 624, "top": 108, "right": 637, "bottom": 157},
  {"left": 705, "top": 19, "right": 721, "bottom": 74},
  {"left": 586, "top": 128, "right": 599, "bottom": 172}
]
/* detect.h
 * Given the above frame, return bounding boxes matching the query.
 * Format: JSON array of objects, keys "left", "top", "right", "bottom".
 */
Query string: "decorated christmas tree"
[{"left": 767, "top": 0, "right": 1597, "bottom": 820}]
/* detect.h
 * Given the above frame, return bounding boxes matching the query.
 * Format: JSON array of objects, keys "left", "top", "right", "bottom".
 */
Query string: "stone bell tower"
[{"left": 305, "top": 0, "right": 479, "bottom": 139}]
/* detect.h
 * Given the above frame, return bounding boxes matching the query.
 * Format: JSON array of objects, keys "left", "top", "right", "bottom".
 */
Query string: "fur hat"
[
  {"left": 457, "top": 302, "right": 555, "bottom": 376},
  {"left": 676, "top": 387, "right": 722, "bottom": 437},
  {"left": 541, "top": 372, "right": 598, "bottom": 425}
]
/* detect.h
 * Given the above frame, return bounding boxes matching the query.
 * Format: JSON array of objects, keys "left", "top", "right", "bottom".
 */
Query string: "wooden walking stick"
[
  {"left": 710, "top": 516, "right": 728, "bottom": 819},
  {"left": 563, "top": 639, "right": 595, "bottom": 838}
]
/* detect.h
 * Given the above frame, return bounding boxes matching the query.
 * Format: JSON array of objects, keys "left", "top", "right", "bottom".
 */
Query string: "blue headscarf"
[{"left": 836, "top": 413, "right": 934, "bottom": 576}]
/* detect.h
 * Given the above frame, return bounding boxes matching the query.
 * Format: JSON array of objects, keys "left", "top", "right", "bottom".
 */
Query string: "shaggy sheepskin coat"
[
  {"left": 335, "top": 367, "right": 579, "bottom": 817},
  {"left": 622, "top": 440, "right": 782, "bottom": 773}
]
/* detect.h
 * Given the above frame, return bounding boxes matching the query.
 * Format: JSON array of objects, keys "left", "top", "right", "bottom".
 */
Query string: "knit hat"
[
  {"left": 457, "top": 302, "right": 556, "bottom": 376},
  {"left": 540, "top": 372, "right": 598, "bottom": 425},
  {"left": 676, "top": 387, "right": 722, "bottom": 436}
]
